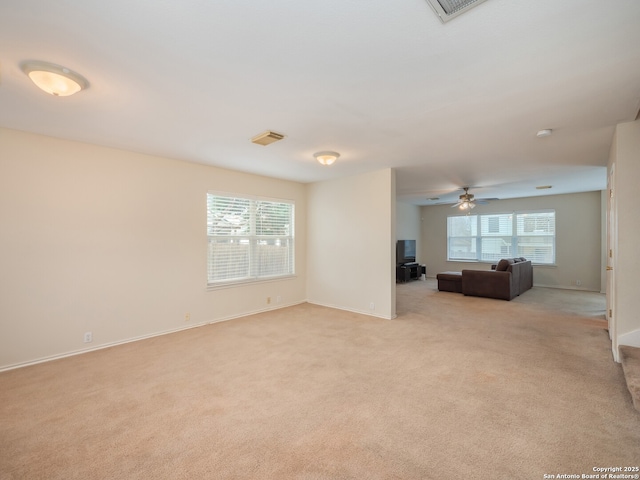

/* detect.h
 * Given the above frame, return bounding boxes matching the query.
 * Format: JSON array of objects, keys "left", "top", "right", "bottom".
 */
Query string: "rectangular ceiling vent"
[
  {"left": 426, "top": 0, "right": 489, "bottom": 23},
  {"left": 251, "top": 130, "right": 285, "bottom": 146}
]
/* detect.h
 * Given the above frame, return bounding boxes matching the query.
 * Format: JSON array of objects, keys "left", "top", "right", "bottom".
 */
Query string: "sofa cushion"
[{"left": 495, "top": 258, "right": 513, "bottom": 271}]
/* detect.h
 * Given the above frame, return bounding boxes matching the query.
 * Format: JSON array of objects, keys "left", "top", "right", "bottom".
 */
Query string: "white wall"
[
  {"left": 0, "top": 128, "right": 307, "bottom": 369},
  {"left": 307, "top": 169, "right": 396, "bottom": 319},
  {"left": 420, "top": 192, "right": 603, "bottom": 291},
  {"left": 396, "top": 201, "right": 421, "bottom": 263},
  {"left": 611, "top": 118, "right": 640, "bottom": 349}
]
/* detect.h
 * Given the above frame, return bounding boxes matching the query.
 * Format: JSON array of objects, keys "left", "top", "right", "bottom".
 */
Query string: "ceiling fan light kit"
[{"left": 451, "top": 187, "right": 489, "bottom": 209}]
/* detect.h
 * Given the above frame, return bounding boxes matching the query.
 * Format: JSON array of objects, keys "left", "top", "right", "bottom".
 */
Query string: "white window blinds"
[
  {"left": 515, "top": 211, "right": 555, "bottom": 264},
  {"left": 207, "top": 193, "right": 294, "bottom": 286},
  {"left": 447, "top": 211, "right": 555, "bottom": 265}
]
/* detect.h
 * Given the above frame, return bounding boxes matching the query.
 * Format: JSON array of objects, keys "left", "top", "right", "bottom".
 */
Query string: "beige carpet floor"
[{"left": 1, "top": 280, "right": 639, "bottom": 479}]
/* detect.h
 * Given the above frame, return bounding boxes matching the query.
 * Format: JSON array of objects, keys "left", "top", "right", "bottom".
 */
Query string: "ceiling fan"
[{"left": 452, "top": 187, "right": 489, "bottom": 210}]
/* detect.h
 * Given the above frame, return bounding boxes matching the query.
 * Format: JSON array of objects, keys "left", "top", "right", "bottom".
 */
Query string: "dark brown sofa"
[{"left": 461, "top": 258, "right": 533, "bottom": 300}]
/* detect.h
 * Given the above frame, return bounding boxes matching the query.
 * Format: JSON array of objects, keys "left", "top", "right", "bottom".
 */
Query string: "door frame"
[{"left": 606, "top": 163, "right": 618, "bottom": 361}]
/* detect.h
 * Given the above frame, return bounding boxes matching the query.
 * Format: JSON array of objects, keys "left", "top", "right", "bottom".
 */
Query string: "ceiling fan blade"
[{"left": 440, "top": 187, "right": 495, "bottom": 208}]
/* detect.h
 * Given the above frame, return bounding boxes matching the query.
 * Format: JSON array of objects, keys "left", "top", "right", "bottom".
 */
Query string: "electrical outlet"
[
  {"left": 267, "top": 297, "right": 271, "bottom": 304},
  {"left": 576, "top": 280, "right": 582, "bottom": 286},
  {"left": 83, "top": 332, "right": 92, "bottom": 343},
  {"left": 185, "top": 313, "right": 190, "bottom": 322},
  {"left": 276, "top": 296, "right": 281, "bottom": 303},
  {"left": 369, "top": 302, "right": 375, "bottom": 310}
]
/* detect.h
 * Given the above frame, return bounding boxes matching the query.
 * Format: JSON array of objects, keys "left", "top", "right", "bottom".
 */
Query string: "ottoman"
[{"left": 437, "top": 271, "right": 463, "bottom": 293}]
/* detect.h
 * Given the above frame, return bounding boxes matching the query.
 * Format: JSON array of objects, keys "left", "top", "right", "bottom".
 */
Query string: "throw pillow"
[{"left": 496, "top": 259, "right": 513, "bottom": 271}]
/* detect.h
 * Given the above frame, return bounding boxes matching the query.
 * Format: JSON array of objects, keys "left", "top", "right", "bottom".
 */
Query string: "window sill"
[
  {"left": 448, "top": 259, "right": 556, "bottom": 267},
  {"left": 207, "top": 274, "right": 297, "bottom": 291}
]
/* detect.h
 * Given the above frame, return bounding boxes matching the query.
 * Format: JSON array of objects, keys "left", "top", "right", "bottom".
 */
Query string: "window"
[
  {"left": 447, "top": 211, "right": 555, "bottom": 264},
  {"left": 207, "top": 193, "right": 294, "bottom": 286}
]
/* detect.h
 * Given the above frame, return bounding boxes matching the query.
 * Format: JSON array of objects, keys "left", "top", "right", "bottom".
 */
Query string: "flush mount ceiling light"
[
  {"left": 425, "top": 0, "right": 489, "bottom": 23},
  {"left": 21, "top": 61, "right": 89, "bottom": 96},
  {"left": 251, "top": 130, "right": 285, "bottom": 146},
  {"left": 536, "top": 129, "right": 553, "bottom": 138},
  {"left": 314, "top": 151, "right": 340, "bottom": 166}
]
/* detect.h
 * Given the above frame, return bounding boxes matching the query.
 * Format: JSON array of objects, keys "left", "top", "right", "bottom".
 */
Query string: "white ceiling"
[{"left": 1, "top": 0, "right": 639, "bottom": 206}]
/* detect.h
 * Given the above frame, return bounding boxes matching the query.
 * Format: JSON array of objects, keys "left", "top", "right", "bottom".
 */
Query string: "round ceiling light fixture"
[
  {"left": 314, "top": 151, "right": 340, "bottom": 166},
  {"left": 21, "top": 61, "right": 89, "bottom": 97},
  {"left": 536, "top": 129, "right": 553, "bottom": 138}
]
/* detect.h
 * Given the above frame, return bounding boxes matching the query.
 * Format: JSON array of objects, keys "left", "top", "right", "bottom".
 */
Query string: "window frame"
[
  {"left": 447, "top": 209, "right": 556, "bottom": 265},
  {"left": 206, "top": 191, "right": 295, "bottom": 288}
]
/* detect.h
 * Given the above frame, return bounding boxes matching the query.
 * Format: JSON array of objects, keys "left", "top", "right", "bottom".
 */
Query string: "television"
[{"left": 396, "top": 239, "right": 416, "bottom": 265}]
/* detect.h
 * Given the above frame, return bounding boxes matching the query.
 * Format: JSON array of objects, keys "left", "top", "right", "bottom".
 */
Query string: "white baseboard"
[
  {"left": 306, "top": 300, "right": 395, "bottom": 320},
  {"left": 532, "top": 283, "right": 602, "bottom": 293},
  {"left": 0, "top": 300, "right": 305, "bottom": 373},
  {"left": 619, "top": 329, "right": 640, "bottom": 350}
]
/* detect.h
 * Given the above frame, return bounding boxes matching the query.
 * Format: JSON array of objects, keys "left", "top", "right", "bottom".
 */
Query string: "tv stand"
[{"left": 396, "top": 263, "right": 425, "bottom": 283}]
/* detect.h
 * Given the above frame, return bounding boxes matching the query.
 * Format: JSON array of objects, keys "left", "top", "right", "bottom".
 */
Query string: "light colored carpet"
[
  {"left": 620, "top": 345, "right": 640, "bottom": 412},
  {"left": 1, "top": 280, "right": 638, "bottom": 479}
]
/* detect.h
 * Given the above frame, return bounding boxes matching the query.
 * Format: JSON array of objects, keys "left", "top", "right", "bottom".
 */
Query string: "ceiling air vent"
[
  {"left": 425, "top": 0, "right": 489, "bottom": 23},
  {"left": 251, "top": 130, "right": 285, "bottom": 146}
]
